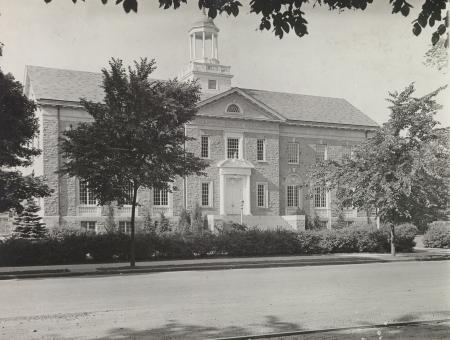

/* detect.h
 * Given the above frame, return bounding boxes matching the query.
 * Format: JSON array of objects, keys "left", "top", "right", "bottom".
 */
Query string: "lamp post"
[{"left": 240, "top": 199, "right": 244, "bottom": 225}]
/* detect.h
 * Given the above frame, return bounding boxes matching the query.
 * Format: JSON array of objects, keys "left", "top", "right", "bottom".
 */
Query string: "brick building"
[{"left": 24, "top": 15, "right": 378, "bottom": 232}]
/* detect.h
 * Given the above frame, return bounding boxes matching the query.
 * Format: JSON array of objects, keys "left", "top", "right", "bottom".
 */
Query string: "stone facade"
[{"left": 24, "top": 15, "right": 379, "bottom": 233}]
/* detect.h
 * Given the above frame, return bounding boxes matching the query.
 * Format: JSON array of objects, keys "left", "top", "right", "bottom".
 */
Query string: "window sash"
[
  {"left": 315, "top": 144, "right": 326, "bottom": 162},
  {"left": 81, "top": 221, "right": 96, "bottom": 232},
  {"left": 201, "top": 136, "right": 209, "bottom": 158},
  {"left": 287, "top": 185, "right": 298, "bottom": 207},
  {"left": 314, "top": 187, "right": 327, "bottom": 208},
  {"left": 201, "top": 182, "right": 210, "bottom": 206},
  {"left": 208, "top": 79, "right": 217, "bottom": 90},
  {"left": 227, "top": 138, "right": 239, "bottom": 159},
  {"left": 153, "top": 189, "right": 168, "bottom": 206},
  {"left": 79, "top": 181, "right": 96, "bottom": 205},
  {"left": 287, "top": 143, "right": 299, "bottom": 164},
  {"left": 257, "top": 139, "right": 265, "bottom": 161},
  {"left": 257, "top": 184, "right": 267, "bottom": 208},
  {"left": 119, "top": 221, "right": 131, "bottom": 233}
]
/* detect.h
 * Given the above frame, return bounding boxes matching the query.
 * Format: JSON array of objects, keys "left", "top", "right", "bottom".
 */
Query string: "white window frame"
[
  {"left": 153, "top": 188, "right": 169, "bottom": 207},
  {"left": 314, "top": 186, "right": 327, "bottom": 208},
  {"left": 315, "top": 144, "right": 327, "bottom": 163},
  {"left": 287, "top": 142, "right": 299, "bottom": 164},
  {"left": 256, "top": 182, "right": 268, "bottom": 208},
  {"left": 286, "top": 185, "right": 299, "bottom": 207},
  {"left": 201, "top": 181, "right": 213, "bottom": 207},
  {"left": 81, "top": 221, "right": 97, "bottom": 233},
  {"left": 208, "top": 79, "right": 217, "bottom": 90},
  {"left": 256, "top": 139, "right": 266, "bottom": 162},
  {"left": 79, "top": 180, "right": 97, "bottom": 206},
  {"left": 201, "top": 135, "right": 210, "bottom": 159},
  {"left": 119, "top": 221, "right": 132, "bottom": 234},
  {"left": 224, "top": 132, "right": 244, "bottom": 159}
]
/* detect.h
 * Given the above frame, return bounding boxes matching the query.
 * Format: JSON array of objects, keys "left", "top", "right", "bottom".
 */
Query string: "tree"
[
  {"left": 44, "top": 0, "right": 448, "bottom": 46},
  {"left": 0, "top": 68, "right": 51, "bottom": 213},
  {"left": 59, "top": 58, "right": 207, "bottom": 267},
  {"left": 309, "top": 84, "right": 449, "bottom": 255},
  {"left": 13, "top": 198, "right": 48, "bottom": 239}
]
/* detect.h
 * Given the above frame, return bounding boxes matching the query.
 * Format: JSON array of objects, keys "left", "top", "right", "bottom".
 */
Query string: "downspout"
[{"left": 57, "top": 105, "right": 62, "bottom": 227}]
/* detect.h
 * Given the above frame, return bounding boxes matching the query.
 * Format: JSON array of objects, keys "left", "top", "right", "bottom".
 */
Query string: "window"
[
  {"left": 153, "top": 189, "right": 168, "bottom": 206},
  {"left": 201, "top": 136, "right": 209, "bottom": 158},
  {"left": 287, "top": 143, "right": 299, "bottom": 164},
  {"left": 201, "top": 182, "right": 213, "bottom": 207},
  {"left": 208, "top": 79, "right": 217, "bottom": 90},
  {"left": 81, "top": 221, "right": 96, "bottom": 233},
  {"left": 342, "top": 146, "right": 351, "bottom": 159},
  {"left": 227, "top": 138, "right": 239, "bottom": 159},
  {"left": 287, "top": 185, "right": 299, "bottom": 207},
  {"left": 119, "top": 221, "right": 131, "bottom": 234},
  {"left": 257, "top": 139, "right": 265, "bottom": 161},
  {"left": 79, "top": 181, "right": 96, "bottom": 205},
  {"left": 314, "top": 187, "right": 327, "bottom": 208},
  {"left": 315, "top": 144, "right": 326, "bottom": 162},
  {"left": 257, "top": 183, "right": 268, "bottom": 208},
  {"left": 226, "top": 104, "right": 240, "bottom": 113}
]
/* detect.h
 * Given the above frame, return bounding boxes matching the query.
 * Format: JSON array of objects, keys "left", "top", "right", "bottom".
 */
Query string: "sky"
[{"left": 0, "top": 0, "right": 448, "bottom": 126}]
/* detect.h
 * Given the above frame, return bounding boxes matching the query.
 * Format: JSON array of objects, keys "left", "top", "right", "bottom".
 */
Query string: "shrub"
[
  {"left": 0, "top": 225, "right": 418, "bottom": 266},
  {"left": 423, "top": 224, "right": 450, "bottom": 248}
]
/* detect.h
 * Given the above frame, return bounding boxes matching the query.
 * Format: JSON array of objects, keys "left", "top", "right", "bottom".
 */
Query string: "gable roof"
[
  {"left": 25, "top": 65, "right": 105, "bottom": 103},
  {"left": 24, "top": 65, "right": 378, "bottom": 128},
  {"left": 240, "top": 88, "right": 378, "bottom": 127}
]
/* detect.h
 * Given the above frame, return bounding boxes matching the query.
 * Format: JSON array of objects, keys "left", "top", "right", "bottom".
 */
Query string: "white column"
[
  {"left": 193, "top": 33, "right": 196, "bottom": 59},
  {"left": 219, "top": 172, "right": 225, "bottom": 215},
  {"left": 244, "top": 175, "right": 251, "bottom": 215},
  {"left": 211, "top": 33, "right": 215, "bottom": 59},
  {"left": 189, "top": 34, "right": 192, "bottom": 60},
  {"left": 215, "top": 34, "right": 218, "bottom": 60},
  {"left": 202, "top": 31, "right": 205, "bottom": 59}
]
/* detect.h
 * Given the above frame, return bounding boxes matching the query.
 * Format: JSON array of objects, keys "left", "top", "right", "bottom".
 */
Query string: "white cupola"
[{"left": 180, "top": 10, "right": 233, "bottom": 99}]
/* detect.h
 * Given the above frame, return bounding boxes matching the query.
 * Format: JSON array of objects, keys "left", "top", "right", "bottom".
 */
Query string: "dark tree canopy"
[
  {"left": 59, "top": 58, "right": 207, "bottom": 266},
  {"left": 0, "top": 68, "right": 51, "bottom": 213},
  {"left": 309, "top": 84, "right": 449, "bottom": 254},
  {"left": 44, "top": 0, "right": 448, "bottom": 46}
]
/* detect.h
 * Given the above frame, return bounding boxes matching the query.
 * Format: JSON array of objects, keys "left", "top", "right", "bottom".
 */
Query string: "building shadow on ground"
[
  {"left": 96, "top": 312, "right": 450, "bottom": 340},
  {"left": 96, "top": 315, "right": 302, "bottom": 339}
]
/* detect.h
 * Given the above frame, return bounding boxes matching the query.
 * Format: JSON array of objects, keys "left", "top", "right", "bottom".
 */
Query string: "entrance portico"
[{"left": 216, "top": 158, "right": 254, "bottom": 216}]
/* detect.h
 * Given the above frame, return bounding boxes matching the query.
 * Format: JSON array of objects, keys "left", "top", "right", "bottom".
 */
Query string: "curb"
[
  {"left": 209, "top": 318, "right": 450, "bottom": 340},
  {"left": 1, "top": 255, "right": 449, "bottom": 280}
]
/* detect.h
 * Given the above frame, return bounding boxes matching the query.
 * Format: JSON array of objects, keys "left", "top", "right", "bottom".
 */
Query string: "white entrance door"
[{"left": 225, "top": 177, "right": 243, "bottom": 214}]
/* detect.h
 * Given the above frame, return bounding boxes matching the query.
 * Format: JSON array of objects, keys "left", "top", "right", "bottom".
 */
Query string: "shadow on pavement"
[{"left": 96, "top": 315, "right": 302, "bottom": 339}]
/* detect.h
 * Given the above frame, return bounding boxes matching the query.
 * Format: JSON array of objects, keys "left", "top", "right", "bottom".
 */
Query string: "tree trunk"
[
  {"left": 390, "top": 223, "right": 396, "bottom": 256},
  {"left": 130, "top": 185, "right": 138, "bottom": 267}
]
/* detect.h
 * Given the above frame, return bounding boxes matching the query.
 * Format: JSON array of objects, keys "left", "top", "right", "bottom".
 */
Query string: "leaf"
[
  {"left": 412, "top": 22, "right": 422, "bottom": 36},
  {"left": 123, "top": 0, "right": 137, "bottom": 13},
  {"left": 437, "top": 24, "right": 446, "bottom": 35},
  {"left": 431, "top": 32, "right": 440, "bottom": 45},
  {"left": 400, "top": 5, "right": 409, "bottom": 17}
]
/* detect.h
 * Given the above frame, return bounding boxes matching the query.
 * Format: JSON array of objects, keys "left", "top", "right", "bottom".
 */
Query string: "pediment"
[{"left": 197, "top": 88, "right": 285, "bottom": 122}]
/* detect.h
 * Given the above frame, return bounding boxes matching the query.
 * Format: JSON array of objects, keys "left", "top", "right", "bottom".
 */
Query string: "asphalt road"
[{"left": 0, "top": 261, "right": 449, "bottom": 339}]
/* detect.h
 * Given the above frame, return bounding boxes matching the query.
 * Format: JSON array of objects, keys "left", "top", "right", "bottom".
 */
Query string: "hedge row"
[
  {"left": 0, "top": 224, "right": 418, "bottom": 266},
  {"left": 423, "top": 222, "right": 450, "bottom": 248}
]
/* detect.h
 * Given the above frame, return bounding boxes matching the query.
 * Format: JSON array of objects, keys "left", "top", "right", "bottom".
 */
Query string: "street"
[{"left": 0, "top": 261, "right": 449, "bottom": 339}]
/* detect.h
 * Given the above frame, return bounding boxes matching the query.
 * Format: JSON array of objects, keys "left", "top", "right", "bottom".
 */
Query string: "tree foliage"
[
  {"left": 44, "top": 0, "right": 448, "bottom": 46},
  {"left": 13, "top": 198, "right": 48, "bottom": 239},
  {"left": 309, "top": 84, "right": 449, "bottom": 253},
  {"left": 0, "top": 68, "right": 51, "bottom": 213},
  {"left": 59, "top": 58, "right": 207, "bottom": 266}
]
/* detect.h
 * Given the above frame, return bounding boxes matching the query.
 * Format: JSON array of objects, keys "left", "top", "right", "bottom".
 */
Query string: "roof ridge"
[
  {"left": 26, "top": 65, "right": 102, "bottom": 76},
  {"left": 240, "top": 87, "right": 346, "bottom": 101}
]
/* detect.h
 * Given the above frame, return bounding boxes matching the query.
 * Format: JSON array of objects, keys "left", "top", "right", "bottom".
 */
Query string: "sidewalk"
[{"left": 1, "top": 247, "right": 449, "bottom": 280}]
